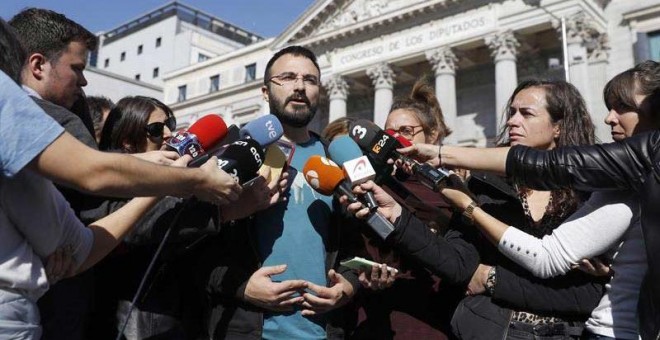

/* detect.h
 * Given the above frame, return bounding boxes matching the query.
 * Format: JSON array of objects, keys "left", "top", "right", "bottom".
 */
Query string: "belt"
[{"left": 509, "top": 321, "right": 584, "bottom": 337}]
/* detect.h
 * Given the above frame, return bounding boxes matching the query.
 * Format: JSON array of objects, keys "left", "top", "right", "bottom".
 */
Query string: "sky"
[{"left": 0, "top": 0, "right": 315, "bottom": 38}]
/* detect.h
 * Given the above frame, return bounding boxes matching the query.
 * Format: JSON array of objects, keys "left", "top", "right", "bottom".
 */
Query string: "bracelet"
[
  {"left": 485, "top": 266, "right": 496, "bottom": 296},
  {"left": 437, "top": 145, "right": 443, "bottom": 166},
  {"left": 462, "top": 201, "right": 478, "bottom": 225}
]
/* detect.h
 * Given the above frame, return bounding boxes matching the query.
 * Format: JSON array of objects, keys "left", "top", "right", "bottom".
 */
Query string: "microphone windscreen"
[
  {"left": 303, "top": 155, "right": 345, "bottom": 196},
  {"left": 188, "top": 114, "right": 228, "bottom": 150},
  {"left": 220, "top": 139, "right": 265, "bottom": 175},
  {"left": 327, "top": 135, "right": 364, "bottom": 167},
  {"left": 349, "top": 119, "right": 380, "bottom": 150},
  {"left": 239, "top": 114, "right": 284, "bottom": 146},
  {"left": 385, "top": 129, "right": 413, "bottom": 147},
  {"left": 259, "top": 144, "right": 287, "bottom": 182}
]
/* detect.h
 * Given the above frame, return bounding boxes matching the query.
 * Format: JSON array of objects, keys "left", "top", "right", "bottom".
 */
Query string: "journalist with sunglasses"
[{"left": 89, "top": 96, "right": 285, "bottom": 338}]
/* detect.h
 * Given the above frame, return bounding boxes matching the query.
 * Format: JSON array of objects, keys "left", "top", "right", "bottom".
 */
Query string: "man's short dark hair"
[
  {"left": 0, "top": 18, "right": 27, "bottom": 84},
  {"left": 9, "top": 8, "right": 98, "bottom": 62},
  {"left": 264, "top": 45, "right": 320, "bottom": 86}
]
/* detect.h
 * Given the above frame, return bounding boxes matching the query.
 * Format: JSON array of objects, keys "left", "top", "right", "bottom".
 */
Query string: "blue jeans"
[{"left": 0, "top": 289, "right": 41, "bottom": 339}]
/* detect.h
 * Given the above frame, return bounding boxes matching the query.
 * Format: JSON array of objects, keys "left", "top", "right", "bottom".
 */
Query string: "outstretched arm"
[{"left": 30, "top": 132, "right": 241, "bottom": 204}]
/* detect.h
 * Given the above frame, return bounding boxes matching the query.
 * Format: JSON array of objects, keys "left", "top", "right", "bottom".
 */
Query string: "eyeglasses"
[
  {"left": 268, "top": 72, "right": 319, "bottom": 87},
  {"left": 145, "top": 116, "right": 177, "bottom": 138},
  {"left": 391, "top": 125, "right": 423, "bottom": 139}
]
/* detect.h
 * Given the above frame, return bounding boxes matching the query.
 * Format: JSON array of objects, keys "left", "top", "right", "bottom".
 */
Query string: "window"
[
  {"left": 156, "top": 37, "right": 162, "bottom": 48},
  {"left": 209, "top": 74, "right": 220, "bottom": 92},
  {"left": 135, "top": 74, "right": 141, "bottom": 81},
  {"left": 177, "top": 85, "right": 187, "bottom": 102},
  {"left": 137, "top": 44, "right": 143, "bottom": 55},
  {"left": 198, "top": 53, "right": 209, "bottom": 63},
  {"left": 104, "top": 58, "right": 109, "bottom": 68},
  {"left": 650, "top": 31, "right": 660, "bottom": 61},
  {"left": 120, "top": 51, "right": 126, "bottom": 61},
  {"left": 153, "top": 67, "right": 159, "bottom": 78},
  {"left": 244, "top": 63, "right": 256, "bottom": 82}
]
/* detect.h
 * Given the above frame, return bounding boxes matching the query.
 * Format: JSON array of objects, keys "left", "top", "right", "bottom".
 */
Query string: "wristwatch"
[
  {"left": 462, "top": 201, "right": 478, "bottom": 225},
  {"left": 485, "top": 266, "right": 497, "bottom": 296}
]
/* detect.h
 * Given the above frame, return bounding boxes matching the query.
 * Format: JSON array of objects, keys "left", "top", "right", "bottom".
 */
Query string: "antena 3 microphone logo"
[
  {"left": 372, "top": 134, "right": 390, "bottom": 154},
  {"left": 343, "top": 156, "right": 376, "bottom": 184}
]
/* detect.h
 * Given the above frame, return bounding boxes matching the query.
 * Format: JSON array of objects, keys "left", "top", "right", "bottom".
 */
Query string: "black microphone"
[
  {"left": 214, "top": 139, "right": 265, "bottom": 185},
  {"left": 349, "top": 119, "right": 450, "bottom": 192}
]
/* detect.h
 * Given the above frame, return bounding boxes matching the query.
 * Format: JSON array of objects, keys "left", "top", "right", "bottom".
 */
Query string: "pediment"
[{"left": 273, "top": 0, "right": 431, "bottom": 48}]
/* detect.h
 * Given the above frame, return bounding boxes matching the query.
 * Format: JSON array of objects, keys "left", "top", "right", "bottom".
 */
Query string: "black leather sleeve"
[
  {"left": 506, "top": 131, "right": 660, "bottom": 192},
  {"left": 389, "top": 208, "right": 480, "bottom": 286},
  {"left": 493, "top": 263, "right": 606, "bottom": 317}
]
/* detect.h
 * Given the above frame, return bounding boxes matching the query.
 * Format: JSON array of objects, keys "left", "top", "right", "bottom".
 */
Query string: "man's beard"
[{"left": 269, "top": 92, "right": 317, "bottom": 128}]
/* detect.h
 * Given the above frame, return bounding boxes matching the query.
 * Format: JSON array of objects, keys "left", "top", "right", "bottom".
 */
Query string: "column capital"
[
  {"left": 564, "top": 12, "right": 599, "bottom": 45},
  {"left": 324, "top": 75, "right": 349, "bottom": 100},
  {"left": 367, "top": 63, "right": 395, "bottom": 89},
  {"left": 426, "top": 46, "right": 458, "bottom": 75},
  {"left": 587, "top": 32, "right": 610, "bottom": 63},
  {"left": 486, "top": 30, "right": 520, "bottom": 62}
]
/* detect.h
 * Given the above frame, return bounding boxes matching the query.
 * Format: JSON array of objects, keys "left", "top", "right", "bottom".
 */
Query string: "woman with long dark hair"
[{"left": 343, "top": 79, "right": 605, "bottom": 339}]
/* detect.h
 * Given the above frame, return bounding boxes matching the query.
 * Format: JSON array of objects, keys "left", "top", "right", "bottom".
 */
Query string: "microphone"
[
  {"left": 259, "top": 144, "right": 287, "bottom": 183},
  {"left": 189, "top": 115, "right": 284, "bottom": 171},
  {"left": 350, "top": 119, "right": 450, "bottom": 192},
  {"left": 166, "top": 114, "right": 227, "bottom": 159},
  {"left": 327, "top": 136, "right": 378, "bottom": 211},
  {"left": 215, "top": 139, "right": 265, "bottom": 185},
  {"left": 384, "top": 130, "right": 450, "bottom": 191},
  {"left": 302, "top": 155, "right": 359, "bottom": 204},
  {"left": 303, "top": 155, "right": 395, "bottom": 239},
  {"left": 239, "top": 114, "right": 284, "bottom": 147}
]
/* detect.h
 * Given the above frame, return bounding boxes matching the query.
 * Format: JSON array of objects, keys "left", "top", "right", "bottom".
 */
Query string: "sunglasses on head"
[{"left": 145, "top": 116, "right": 177, "bottom": 138}]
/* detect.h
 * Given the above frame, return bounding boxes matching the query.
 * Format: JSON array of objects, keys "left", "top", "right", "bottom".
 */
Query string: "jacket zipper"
[{"left": 501, "top": 311, "right": 513, "bottom": 340}]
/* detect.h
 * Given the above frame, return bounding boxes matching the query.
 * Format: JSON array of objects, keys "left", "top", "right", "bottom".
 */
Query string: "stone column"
[
  {"left": 324, "top": 75, "right": 349, "bottom": 123},
  {"left": 261, "top": 97, "right": 270, "bottom": 114},
  {"left": 565, "top": 13, "right": 592, "bottom": 115},
  {"left": 587, "top": 33, "right": 611, "bottom": 142},
  {"left": 426, "top": 46, "right": 458, "bottom": 144},
  {"left": 366, "top": 63, "right": 395, "bottom": 128},
  {"left": 487, "top": 30, "right": 520, "bottom": 135}
]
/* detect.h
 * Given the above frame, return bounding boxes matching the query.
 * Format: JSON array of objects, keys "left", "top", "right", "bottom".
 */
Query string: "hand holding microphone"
[{"left": 340, "top": 180, "right": 402, "bottom": 224}]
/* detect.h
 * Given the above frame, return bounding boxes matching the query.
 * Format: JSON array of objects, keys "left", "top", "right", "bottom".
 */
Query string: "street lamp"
[{"left": 522, "top": 0, "right": 570, "bottom": 82}]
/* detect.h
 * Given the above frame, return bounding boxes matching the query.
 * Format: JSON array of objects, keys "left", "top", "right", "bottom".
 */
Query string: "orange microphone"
[{"left": 303, "top": 155, "right": 359, "bottom": 203}]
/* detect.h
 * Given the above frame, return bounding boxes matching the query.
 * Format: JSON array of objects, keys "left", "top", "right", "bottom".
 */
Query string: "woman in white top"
[{"left": 429, "top": 61, "right": 659, "bottom": 340}]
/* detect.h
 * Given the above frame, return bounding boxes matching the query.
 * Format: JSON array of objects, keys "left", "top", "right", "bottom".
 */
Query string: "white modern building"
[
  {"left": 84, "top": 1, "right": 263, "bottom": 102},
  {"left": 164, "top": 0, "right": 660, "bottom": 144}
]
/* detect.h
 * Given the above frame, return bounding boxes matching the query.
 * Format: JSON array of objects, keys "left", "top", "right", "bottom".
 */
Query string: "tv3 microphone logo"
[
  {"left": 351, "top": 125, "right": 367, "bottom": 140},
  {"left": 371, "top": 134, "right": 390, "bottom": 154}
]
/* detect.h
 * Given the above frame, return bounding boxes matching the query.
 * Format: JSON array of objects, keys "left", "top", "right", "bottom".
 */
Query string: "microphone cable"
[{"left": 116, "top": 198, "right": 194, "bottom": 340}]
